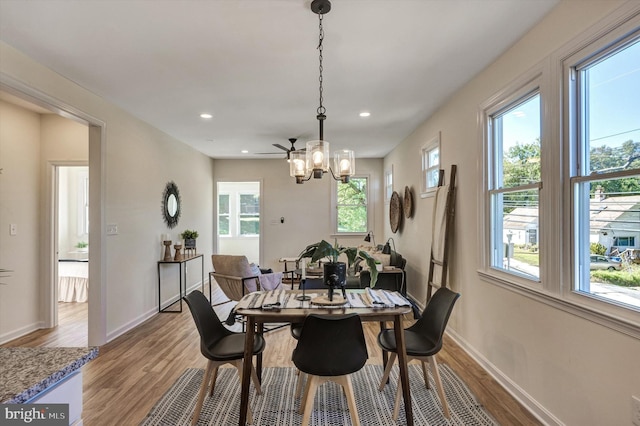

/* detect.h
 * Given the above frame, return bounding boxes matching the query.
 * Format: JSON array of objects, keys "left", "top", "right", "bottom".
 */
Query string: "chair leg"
[
  {"left": 300, "top": 375, "right": 320, "bottom": 426},
  {"left": 393, "top": 375, "right": 403, "bottom": 421},
  {"left": 295, "top": 371, "right": 307, "bottom": 398},
  {"left": 250, "top": 361, "right": 262, "bottom": 395},
  {"left": 209, "top": 366, "right": 219, "bottom": 396},
  {"left": 335, "top": 375, "right": 360, "bottom": 426},
  {"left": 428, "top": 355, "right": 450, "bottom": 419},
  {"left": 192, "top": 360, "right": 215, "bottom": 426},
  {"left": 421, "top": 360, "right": 430, "bottom": 389},
  {"left": 378, "top": 352, "right": 397, "bottom": 391}
]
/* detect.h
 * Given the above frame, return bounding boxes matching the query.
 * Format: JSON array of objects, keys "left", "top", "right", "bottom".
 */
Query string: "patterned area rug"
[{"left": 140, "top": 364, "right": 497, "bottom": 425}]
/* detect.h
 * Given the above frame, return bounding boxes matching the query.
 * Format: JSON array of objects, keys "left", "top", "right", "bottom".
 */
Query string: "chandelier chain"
[{"left": 317, "top": 13, "right": 325, "bottom": 116}]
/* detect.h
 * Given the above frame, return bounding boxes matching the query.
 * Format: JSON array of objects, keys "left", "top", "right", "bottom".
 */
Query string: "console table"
[{"left": 157, "top": 254, "right": 205, "bottom": 313}]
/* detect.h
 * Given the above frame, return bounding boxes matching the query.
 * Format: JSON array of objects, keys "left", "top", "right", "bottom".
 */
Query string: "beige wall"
[
  {"left": 212, "top": 158, "right": 384, "bottom": 272},
  {"left": 0, "top": 42, "right": 215, "bottom": 343},
  {"left": 0, "top": 101, "right": 42, "bottom": 340},
  {"left": 385, "top": 1, "right": 640, "bottom": 424}
]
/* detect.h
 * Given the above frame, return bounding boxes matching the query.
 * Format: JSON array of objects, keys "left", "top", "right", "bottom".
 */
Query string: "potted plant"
[
  {"left": 298, "top": 239, "right": 380, "bottom": 296},
  {"left": 181, "top": 229, "right": 199, "bottom": 248},
  {"left": 75, "top": 241, "right": 88, "bottom": 252}
]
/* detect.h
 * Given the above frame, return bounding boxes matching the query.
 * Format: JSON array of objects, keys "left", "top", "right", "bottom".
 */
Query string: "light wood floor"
[{"left": 3, "top": 286, "right": 542, "bottom": 426}]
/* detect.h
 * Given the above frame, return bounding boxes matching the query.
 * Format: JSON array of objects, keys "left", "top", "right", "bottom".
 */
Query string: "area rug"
[{"left": 141, "top": 364, "right": 496, "bottom": 425}]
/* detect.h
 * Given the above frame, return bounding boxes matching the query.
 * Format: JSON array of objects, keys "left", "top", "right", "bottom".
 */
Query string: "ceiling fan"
[{"left": 257, "top": 138, "right": 305, "bottom": 159}]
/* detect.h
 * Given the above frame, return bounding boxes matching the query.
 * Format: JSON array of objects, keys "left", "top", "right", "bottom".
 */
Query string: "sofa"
[{"left": 357, "top": 245, "right": 407, "bottom": 295}]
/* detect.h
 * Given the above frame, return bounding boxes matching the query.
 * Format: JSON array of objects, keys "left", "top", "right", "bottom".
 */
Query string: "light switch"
[
  {"left": 9, "top": 224, "right": 17, "bottom": 236},
  {"left": 106, "top": 224, "right": 118, "bottom": 235}
]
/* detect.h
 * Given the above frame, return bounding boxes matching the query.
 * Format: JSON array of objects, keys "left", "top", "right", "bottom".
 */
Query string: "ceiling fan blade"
[{"left": 272, "top": 143, "right": 289, "bottom": 151}]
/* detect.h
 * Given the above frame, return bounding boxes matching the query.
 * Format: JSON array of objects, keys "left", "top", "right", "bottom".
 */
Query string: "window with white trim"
[
  {"left": 421, "top": 133, "right": 440, "bottom": 197},
  {"left": 567, "top": 32, "right": 640, "bottom": 310},
  {"left": 218, "top": 193, "right": 230, "bottom": 236},
  {"left": 335, "top": 176, "right": 368, "bottom": 234},
  {"left": 484, "top": 86, "right": 542, "bottom": 281},
  {"left": 385, "top": 165, "right": 393, "bottom": 203},
  {"left": 239, "top": 193, "right": 260, "bottom": 236},
  {"left": 478, "top": 8, "right": 640, "bottom": 332}
]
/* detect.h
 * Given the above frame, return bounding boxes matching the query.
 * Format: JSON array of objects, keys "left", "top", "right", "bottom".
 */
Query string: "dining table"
[{"left": 234, "top": 288, "right": 415, "bottom": 426}]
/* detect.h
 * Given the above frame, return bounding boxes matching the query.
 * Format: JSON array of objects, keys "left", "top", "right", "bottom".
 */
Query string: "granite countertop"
[{"left": 0, "top": 347, "right": 98, "bottom": 403}]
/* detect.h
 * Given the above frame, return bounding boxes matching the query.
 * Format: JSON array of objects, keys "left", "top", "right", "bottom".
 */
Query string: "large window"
[
  {"left": 484, "top": 86, "right": 542, "bottom": 281},
  {"left": 336, "top": 176, "right": 368, "bottom": 234},
  {"left": 569, "top": 33, "right": 640, "bottom": 309},
  {"left": 479, "top": 10, "right": 640, "bottom": 333}
]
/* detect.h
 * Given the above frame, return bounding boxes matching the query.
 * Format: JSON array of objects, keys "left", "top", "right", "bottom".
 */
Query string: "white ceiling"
[{"left": 0, "top": 0, "right": 558, "bottom": 159}]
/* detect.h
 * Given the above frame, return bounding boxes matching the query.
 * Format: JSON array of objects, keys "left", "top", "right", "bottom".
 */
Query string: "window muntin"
[
  {"left": 336, "top": 176, "right": 368, "bottom": 234},
  {"left": 239, "top": 194, "right": 260, "bottom": 236},
  {"left": 218, "top": 194, "right": 230, "bottom": 236},
  {"left": 421, "top": 134, "right": 441, "bottom": 197},
  {"left": 488, "top": 93, "right": 541, "bottom": 280},
  {"left": 571, "top": 34, "right": 640, "bottom": 311}
]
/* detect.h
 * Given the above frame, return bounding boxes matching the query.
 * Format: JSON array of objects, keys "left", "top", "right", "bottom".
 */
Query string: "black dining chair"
[
  {"left": 377, "top": 286, "right": 460, "bottom": 420},
  {"left": 184, "top": 290, "right": 265, "bottom": 426},
  {"left": 292, "top": 314, "right": 368, "bottom": 426}
]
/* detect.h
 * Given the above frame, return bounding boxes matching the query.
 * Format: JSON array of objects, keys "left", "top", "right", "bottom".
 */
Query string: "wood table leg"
[
  {"left": 239, "top": 316, "right": 255, "bottom": 426},
  {"left": 256, "top": 322, "right": 264, "bottom": 383},
  {"left": 394, "top": 314, "right": 413, "bottom": 426}
]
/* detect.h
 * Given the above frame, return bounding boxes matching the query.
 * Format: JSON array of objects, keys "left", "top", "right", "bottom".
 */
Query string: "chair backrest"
[
  {"left": 292, "top": 314, "right": 368, "bottom": 377},
  {"left": 184, "top": 290, "right": 232, "bottom": 358},
  {"left": 211, "top": 254, "right": 260, "bottom": 300},
  {"left": 408, "top": 287, "right": 460, "bottom": 354}
]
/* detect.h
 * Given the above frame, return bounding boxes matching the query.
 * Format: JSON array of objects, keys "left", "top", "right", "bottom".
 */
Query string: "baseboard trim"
[
  {"left": 446, "top": 328, "right": 563, "bottom": 426},
  {"left": 0, "top": 321, "right": 45, "bottom": 345},
  {"left": 106, "top": 280, "right": 204, "bottom": 343}
]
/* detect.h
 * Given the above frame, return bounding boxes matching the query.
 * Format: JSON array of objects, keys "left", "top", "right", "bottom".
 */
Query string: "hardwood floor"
[{"left": 2, "top": 285, "right": 542, "bottom": 425}]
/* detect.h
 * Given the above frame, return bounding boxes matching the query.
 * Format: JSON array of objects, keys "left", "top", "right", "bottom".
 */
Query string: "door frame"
[{"left": 1, "top": 73, "right": 107, "bottom": 346}]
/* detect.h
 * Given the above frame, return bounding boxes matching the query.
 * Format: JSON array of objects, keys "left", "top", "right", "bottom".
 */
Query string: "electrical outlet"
[
  {"left": 9, "top": 224, "right": 17, "bottom": 236},
  {"left": 632, "top": 395, "right": 640, "bottom": 426}
]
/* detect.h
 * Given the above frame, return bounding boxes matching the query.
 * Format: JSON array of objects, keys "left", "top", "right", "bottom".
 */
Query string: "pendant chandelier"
[{"left": 290, "top": 0, "right": 355, "bottom": 184}]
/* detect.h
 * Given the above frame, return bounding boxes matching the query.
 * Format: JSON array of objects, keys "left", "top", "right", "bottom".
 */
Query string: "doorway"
[
  {"left": 216, "top": 181, "right": 262, "bottom": 264},
  {"left": 55, "top": 165, "right": 89, "bottom": 346}
]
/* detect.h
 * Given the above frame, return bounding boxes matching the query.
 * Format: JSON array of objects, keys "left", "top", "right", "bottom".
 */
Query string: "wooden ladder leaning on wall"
[{"left": 426, "top": 164, "right": 457, "bottom": 303}]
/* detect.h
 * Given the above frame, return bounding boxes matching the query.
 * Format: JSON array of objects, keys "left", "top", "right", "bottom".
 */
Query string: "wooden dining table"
[{"left": 235, "top": 289, "right": 414, "bottom": 426}]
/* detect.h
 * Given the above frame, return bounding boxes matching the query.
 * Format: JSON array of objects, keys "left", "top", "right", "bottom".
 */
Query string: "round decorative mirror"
[{"left": 162, "top": 181, "right": 181, "bottom": 229}]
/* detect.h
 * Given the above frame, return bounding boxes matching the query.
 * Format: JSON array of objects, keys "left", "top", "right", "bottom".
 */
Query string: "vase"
[{"left": 323, "top": 262, "right": 346, "bottom": 301}]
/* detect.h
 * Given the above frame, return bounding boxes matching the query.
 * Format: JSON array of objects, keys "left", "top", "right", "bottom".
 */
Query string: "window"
[
  {"left": 218, "top": 194, "right": 230, "bottom": 236},
  {"left": 239, "top": 194, "right": 260, "bottom": 236},
  {"left": 477, "top": 6, "right": 640, "bottom": 334},
  {"left": 336, "top": 176, "right": 368, "bottom": 234},
  {"left": 385, "top": 165, "right": 393, "bottom": 203},
  {"left": 569, "top": 33, "right": 640, "bottom": 309},
  {"left": 485, "top": 89, "right": 542, "bottom": 281},
  {"left": 421, "top": 133, "right": 441, "bottom": 197}
]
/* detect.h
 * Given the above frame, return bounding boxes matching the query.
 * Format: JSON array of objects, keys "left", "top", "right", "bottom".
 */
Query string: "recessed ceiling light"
[
  {"left": 200, "top": 113, "right": 213, "bottom": 119},
  {"left": 359, "top": 112, "right": 371, "bottom": 117},
  {"left": 241, "top": 150, "right": 249, "bottom": 154}
]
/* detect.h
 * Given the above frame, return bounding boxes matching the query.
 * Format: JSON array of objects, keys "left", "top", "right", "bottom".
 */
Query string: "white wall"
[
  {"left": 384, "top": 1, "right": 640, "bottom": 425},
  {"left": 212, "top": 158, "right": 384, "bottom": 272},
  {"left": 0, "top": 42, "right": 215, "bottom": 344}
]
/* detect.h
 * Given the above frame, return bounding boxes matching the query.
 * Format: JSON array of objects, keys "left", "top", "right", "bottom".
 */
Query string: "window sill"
[{"left": 477, "top": 269, "right": 640, "bottom": 340}]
